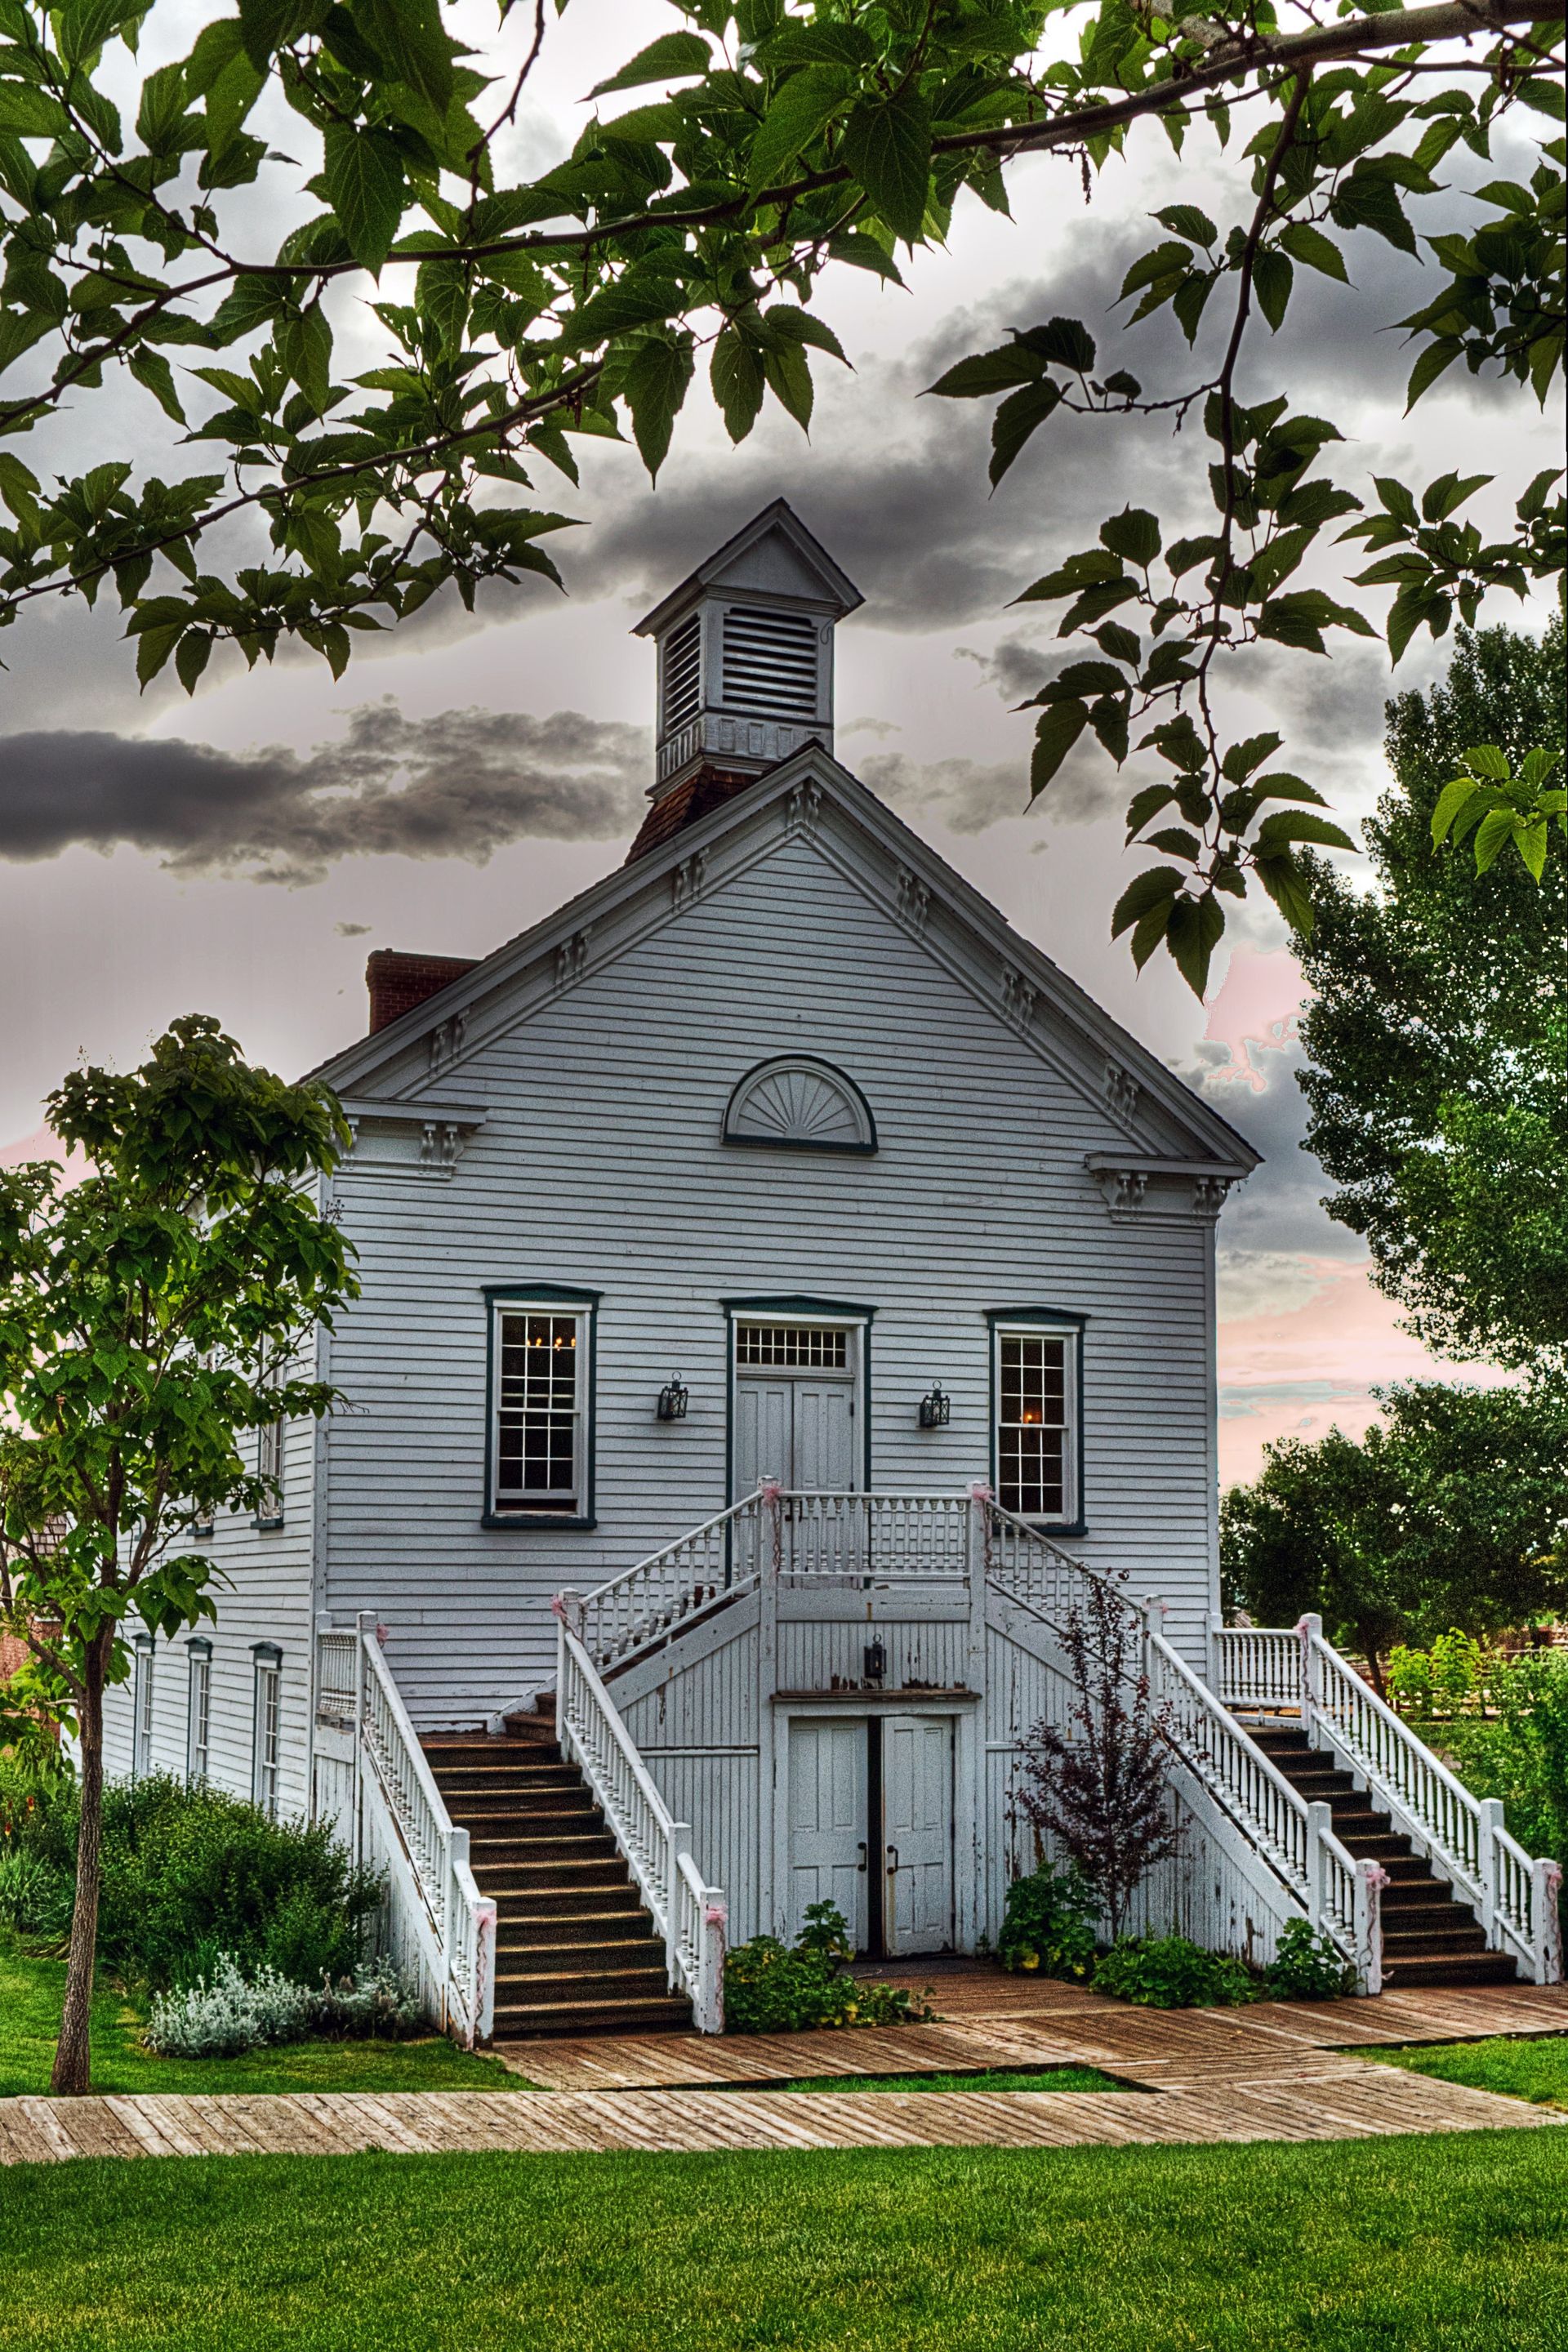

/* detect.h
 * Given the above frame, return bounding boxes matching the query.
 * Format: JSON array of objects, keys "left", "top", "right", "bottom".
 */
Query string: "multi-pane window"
[
  {"left": 257, "top": 1414, "right": 285, "bottom": 1526},
  {"left": 131, "top": 1640, "right": 154, "bottom": 1778},
  {"left": 252, "top": 1652, "right": 281, "bottom": 1818},
  {"left": 736, "top": 1324, "right": 849, "bottom": 1371},
  {"left": 187, "top": 1644, "right": 212, "bottom": 1784},
  {"left": 492, "top": 1307, "right": 588, "bottom": 1516},
  {"left": 996, "top": 1330, "right": 1076, "bottom": 1523}
]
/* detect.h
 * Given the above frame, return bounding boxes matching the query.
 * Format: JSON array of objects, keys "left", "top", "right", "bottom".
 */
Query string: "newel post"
[
  {"left": 1143, "top": 1594, "right": 1167, "bottom": 1690},
  {"left": 1532, "top": 1858, "right": 1564, "bottom": 1985},
  {"left": 1476, "top": 1797, "right": 1503, "bottom": 1942},
  {"left": 351, "top": 1610, "right": 374, "bottom": 1872},
  {"left": 667, "top": 1823, "right": 692, "bottom": 1988},
  {"left": 1306, "top": 1801, "right": 1333, "bottom": 1932},
  {"left": 1296, "top": 1613, "right": 1323, "bottom": 1744},
  {"left": 1353, "top": 1858, "right": 1387, "bottom": 1997},
  {"left": 966, "top": 1483, "right": 992, "bottom": 1695}
]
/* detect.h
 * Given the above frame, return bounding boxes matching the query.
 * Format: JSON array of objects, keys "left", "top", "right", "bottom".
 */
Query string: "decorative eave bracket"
[
  {"left": 339, "top": 1097, "right": 488, "bottom": 1183},
  {"left": 1084, "top": 1152, "right": 1250, "bottom": 1224}
]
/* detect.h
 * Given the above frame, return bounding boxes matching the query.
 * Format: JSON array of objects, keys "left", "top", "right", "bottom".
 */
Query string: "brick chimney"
[{"left": 366, "top": 949, "right": 480, "bottom": 1035}]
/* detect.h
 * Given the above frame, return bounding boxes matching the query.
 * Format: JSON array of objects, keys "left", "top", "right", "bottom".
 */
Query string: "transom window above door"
[
  {"left": 737, "top": 1323, "right": 849, "bottom": 1371},
  {"left": 993, "top": 1321, "right": 1083, "bottom": 1530}
]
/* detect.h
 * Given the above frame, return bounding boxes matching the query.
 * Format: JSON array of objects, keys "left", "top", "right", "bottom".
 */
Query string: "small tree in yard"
[
  {"left": 0, "top": 1017, "right": 357, "bottom": 2095},
  {"left": 1015, "top": 1575, "right": 1179, "bottom": 1941}
]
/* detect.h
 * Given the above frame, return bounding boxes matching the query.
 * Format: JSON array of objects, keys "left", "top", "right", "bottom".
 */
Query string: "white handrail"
[
  {"left": 1147, "top": 1621, "right": 1379, "bottom": 1984},
  {"left": 557, "top": 1615, "right": 727, "bottom": 2032},
  {"left": 577, "top": 1492, "right": 764, "bottom": 1671},
  {"left": 1303, "top": 1621, "right": 1555, "bottom": 1978},
  {"left": 350, "top": 1628, "right": 497, "bottom": 2046},
  {"left": 1211, "top": 1626, "right": 1300, "bottom": 1711}
]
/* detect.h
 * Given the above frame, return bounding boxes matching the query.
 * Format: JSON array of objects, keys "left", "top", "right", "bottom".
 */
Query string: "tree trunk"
[
  {"left": 1360, "top": 1637, "right": 1388, "bottom": 1704},
  {"left": 51, "top": 1631, "right": 109, "bottom": 2096}
]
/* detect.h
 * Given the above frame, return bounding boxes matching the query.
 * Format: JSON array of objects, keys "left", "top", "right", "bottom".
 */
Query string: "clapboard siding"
[
  {"left": 100, "top": 1363, "right": 319, "bottom": 1822},
  {"left": 321, "top": 824, "right": 1223, "bottom": 1724}
]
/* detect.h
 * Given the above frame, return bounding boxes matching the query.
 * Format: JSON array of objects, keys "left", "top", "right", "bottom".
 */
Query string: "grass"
[
  {"left": 0, "top": 1944, "right": 528, "bottom": 2098},
  {"left": 769, "top": 2065, "right": 1127, "bottom": 2094},
  {"left": 2, "top": 2136, "right": 1566, "bottom": 2350},
  {"left": 1362, "top": 2034, "right": 1568, "bottom": 2110}
]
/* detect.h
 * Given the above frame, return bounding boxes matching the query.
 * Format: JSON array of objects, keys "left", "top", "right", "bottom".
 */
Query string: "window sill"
[
  {"left": 483, "top": 1511, "right": 598, "bottom": 1532},
  {"left": 252, "top": 1517, "right": 285, "bottom": 1533},
  {"left": 1006, "top": 1516, "right": 1086, "bottom": 1539}
]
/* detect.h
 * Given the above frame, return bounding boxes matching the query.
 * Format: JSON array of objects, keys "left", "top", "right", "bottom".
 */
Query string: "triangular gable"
[
  {"left": 632, "top": 499, "right": 863, "bottom": 639},
  {"left": 312, "top": 747, "right": 1259, "bottom": 1175}
]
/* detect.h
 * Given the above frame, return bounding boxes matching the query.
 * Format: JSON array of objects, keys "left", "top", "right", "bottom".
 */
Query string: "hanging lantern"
[
  {"left": 918, "top": 1381, "right": 951, "bottom": 1428},
  {"left": 657, "top": 1374, "right": 689, "bottom": 1423}
]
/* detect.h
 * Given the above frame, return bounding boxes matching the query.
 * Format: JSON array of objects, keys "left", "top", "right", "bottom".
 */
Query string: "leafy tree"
[
  {"left": 0, "top": 0, "right": 1561, "bottom": 991},
  {"left": 0, "top": 1017, "right": 357, "bottom": 2094},
  {"left": 1297, "top": 619, "right": 1566, "bottom": 1373},
  {"left": 1014, "top": 1573, "right": 1178, "bottom": 1934},
  {"left": 1220, "top": 1378, "right": 1568, "bottom": 1690}
]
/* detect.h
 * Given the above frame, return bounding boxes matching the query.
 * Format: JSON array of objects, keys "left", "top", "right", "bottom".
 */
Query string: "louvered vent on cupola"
[{"left": 632, "top": 499, "right": 864, "bottom": 797}]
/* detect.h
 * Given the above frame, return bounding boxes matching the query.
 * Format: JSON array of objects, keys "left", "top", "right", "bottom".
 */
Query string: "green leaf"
[
  {"left": 989, "top": 380, "right": 1061, "bottom": 485},
  {"left": 1014, "top": 550, "right": 1123, "bottom": 603},
  {"left": 710, "top": 326, "right": 764, "bottom": 444},
  {"left": 1253, "top": 248, "right": 1294, "bottom": 333},
  {"left": 1513, "top": 819, "right": 1549, "bottom": 881},
  {"left": 589, "top": 32, "right": 712, "bottom": 97},
  {"left": 1279, "top": 222, "right": 1350, "bottom": 283},
  {"left": 323, "top": 125, "right": 406, "bottom": 275},
  {"left": 1094, "top": 621, "right": 1142, "bottom": 667},
  {"left": 135, "top": 620, "right": 186, "bottom": 687},
  {"left": 1254, "top": 852, "right": 1316, "bottom": 935},
  {"left": 1165, "top": 893, "right": 1225, "bottom": 998},
  {"left": 623, "top": 339, "right": 694, "bottom": 481},
  {"left": 1472, "top": 805, "right": 1518, "bottom": 874},
  {"left": 358, "top": 0, "right": 453, "bottom": 116},
  {"left": 128, "top": 350, "right": 186, "bottom": 425},
  {"left": 175, "top": 629, "right": 212, "bottom": 694},
  {"left": 840, "top": 87, "right": 932, "bottom": 243},
  {"left": 1431, "top": 776, "right": 1481, "bottom": 844},
  {"left": 278, "top": 305, "right": 332, "bottom": 416},
  {"left": 1249, "top": 773, "right": 1329, "bottom": 808},
  {"left": 925, "top": 345, "right": 1042, "bottom": 399},
  {"left": 57, "top": 0, "right": 146, "bottom": 64},
  {"left": 238, "top": 0, "right": 327, "bottom": 71},
  {"left": 761, "top": 339, "right": 813, "bottom": 430},
  {"left": 1018, "top": 318, "right": 1098, "bottom": 374},
  {"left": 1254, "top": 811, "right": 1357, "bottom": 853},
  {"left": 1422, "top": 471, "right": 1492, "bottom": 522},
  {"left": 1118, "top": 243, "right": 1193, "bottom": 302},
  {"left": 1124, "top": 783, "right": 1178, "bottom": 838},
  {"left": 1112, "top": 864, "right": 1185, "bottom": 938},
  {"left": 1404, "top": 339, "right": 1462, "bottom": 412},
  {"left": 748, "top": 66, "right": 853, "bottom": 191},
  {"left": 1153, "top": 204, "right": 1217, "bottom": 247},
  {"left": 1221, "top": 734, "right": 1283, "bottom": 783},
  {"left": 1144, "top": 827, "right": 1201, "bottom": 859},
  {"left": 756, "top": 23, "right": 876, "bottom": 68},
  {"left": 1030, "top": 698, "right": 1089, "bottom": 795},
  {"left": 1462, "top": 744, "right": 1512, "bottom": 782},
  {"left": 0, "top": 86, "right": 69, "bottom": 137},
  {"left": 1099, "top": 508, "right": 1161, "bottom": 567}
]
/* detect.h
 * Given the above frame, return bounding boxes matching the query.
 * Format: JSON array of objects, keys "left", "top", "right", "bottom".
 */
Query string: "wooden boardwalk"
[{"left": 3, "top": 1978, "right": 1563, "bottom": 2166}]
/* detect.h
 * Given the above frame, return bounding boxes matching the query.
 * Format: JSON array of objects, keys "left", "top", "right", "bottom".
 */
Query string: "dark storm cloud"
[
  {"left": 1192, "top": 1037, "right": 1362, "bottom": 1267},
  {"left": 0, "top": 702, "right": 649, "bottom": 885}
]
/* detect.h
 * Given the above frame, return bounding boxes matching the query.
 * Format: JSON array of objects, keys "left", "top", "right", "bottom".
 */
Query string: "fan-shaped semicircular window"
[{"left": 723, "top": 1057, "right": 877, "bottom": 1155}]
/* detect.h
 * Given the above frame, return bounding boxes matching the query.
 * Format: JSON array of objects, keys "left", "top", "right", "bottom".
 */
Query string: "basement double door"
[{"left": 787, "top": 1714, "right": 955, "bottom": 1957}]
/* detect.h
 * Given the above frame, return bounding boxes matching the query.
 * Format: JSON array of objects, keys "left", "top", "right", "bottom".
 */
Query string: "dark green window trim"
[
  {"left": 986, "top": 1307, "right": 1088, "bottom": 1538},
  {"left": 481, "top": 1285, "right": 601, "bottom": 1530},
  {"left": 723, "top": 1296, "right": 876, "bottom": 1499}
]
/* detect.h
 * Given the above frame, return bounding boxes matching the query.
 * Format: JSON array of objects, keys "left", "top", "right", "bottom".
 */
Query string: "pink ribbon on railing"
[
  {"left": 549, "top": 1594, "right": 568, "bottom": 1619},
  {"left": 704, "top": 1904, "right": 728, "bottom": 1932},
  {"left": 759, "top": 1477, "right": 782, "bottom": 1505},
  {"left": 375, "top": 1621, "right": 390, "bottom": 1648},
  {"left": 969, "top": 1481, "right": 995, "bottom": 1504}
]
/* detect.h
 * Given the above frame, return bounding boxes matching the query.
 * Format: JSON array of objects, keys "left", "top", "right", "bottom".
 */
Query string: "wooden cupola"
[{"left": 631, "top": 500, "right": 863, "bottom": 802}]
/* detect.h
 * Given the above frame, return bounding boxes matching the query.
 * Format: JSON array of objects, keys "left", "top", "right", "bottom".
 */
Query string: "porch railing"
[
  {"left": 1213, "top": 1615, "right": 1561, "bottom": 1985},
  {"left": 317, "top": 1624, "right": 497, "bottom": 2045},
  {"left": 576, "top": 1492, "right": 765, "bottom": 1673},
  {"left": 557, "top": 1615, "right": 726, "bottom": 2032}
]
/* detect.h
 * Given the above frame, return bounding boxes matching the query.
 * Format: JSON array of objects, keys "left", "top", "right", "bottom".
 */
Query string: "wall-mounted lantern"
[
  {"left": 657, "top": 1374, "right": 689, "bottom": 1423},
  {"left": 863, "top": 1640, "right": 887, "bottom": 1687},
  {"left": 917, "top": 1381, "right": 951, "bottom": 1429}
]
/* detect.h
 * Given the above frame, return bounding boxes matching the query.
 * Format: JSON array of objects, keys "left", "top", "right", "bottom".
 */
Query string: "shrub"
[
  {"left": 723, "top": 1903, "right": 933, "bottom": 2035},
  {"left": 1093, "top": 1933, "right": 1258, "bottom": 2009},
  {"left": 0, "top": 1762, "right": 382, "bottom": 1990},
  {"left": 145, "top": 1953, "right": 421, "bottom": 2059},
  {"left": 998, "top": 1863, "right": 1099, "bottom": 1980},
  {"left": 1264, "top": 1919, "right": 1357, "bottom": 2001}
]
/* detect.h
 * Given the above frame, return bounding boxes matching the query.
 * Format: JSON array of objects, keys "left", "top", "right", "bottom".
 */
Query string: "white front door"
[
  {"left": 733, "top": 1323, "right": 859, "bottom": 1496},
  {"left": 883, "top": 1714, "right": 955, "bottom": 1956},
  {"left": 787, "top": 1718, "right": 868, "bottom": 1946}
]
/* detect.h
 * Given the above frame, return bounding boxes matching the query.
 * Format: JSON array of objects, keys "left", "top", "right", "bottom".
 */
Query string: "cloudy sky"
[{"left": 1, "top": 2, "right": 1557, "bottom": 1483}]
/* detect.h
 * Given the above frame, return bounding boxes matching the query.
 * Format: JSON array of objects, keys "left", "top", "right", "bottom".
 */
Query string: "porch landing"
[{"left": 2, "top": 1978, "right": 1561, "bottom": 2165}]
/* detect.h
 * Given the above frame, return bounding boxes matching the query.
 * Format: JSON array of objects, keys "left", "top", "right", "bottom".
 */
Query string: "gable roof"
[
  {"left": 631, "top": 499, "right": 864, "bottom": 639},
  {"left": 311, "top": 745, "right": 1260, "bottom": 1174}
]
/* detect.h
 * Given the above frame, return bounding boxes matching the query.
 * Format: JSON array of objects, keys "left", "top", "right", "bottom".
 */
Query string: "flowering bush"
[
  {"left": 1093, "top": 1933, "right": 1258, "bottom": 2009},
  {"left": 145, "top": 1953, "right": 421, "bottom": 2059},
  {"left": 998, "top": 1863, "right": 1100, "bottom": 1980},
  {"left": 723, "top": 1903, "right": 933, "bottom": 2035}
]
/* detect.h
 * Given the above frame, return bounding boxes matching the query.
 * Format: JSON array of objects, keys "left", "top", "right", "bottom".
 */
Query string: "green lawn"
[
  {"left": 0, "top": 1945, "right": 528, "bottom": 2097},
  {"left": 2, "top": 2136, "right": 1565, "bottom": 2351},
  {"left": 770, "top": 2065, "right": 1126, "bottom": 2094},
  {"left": 1364, "top": 2034, "right": 1568, "bottom": 2109}
]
